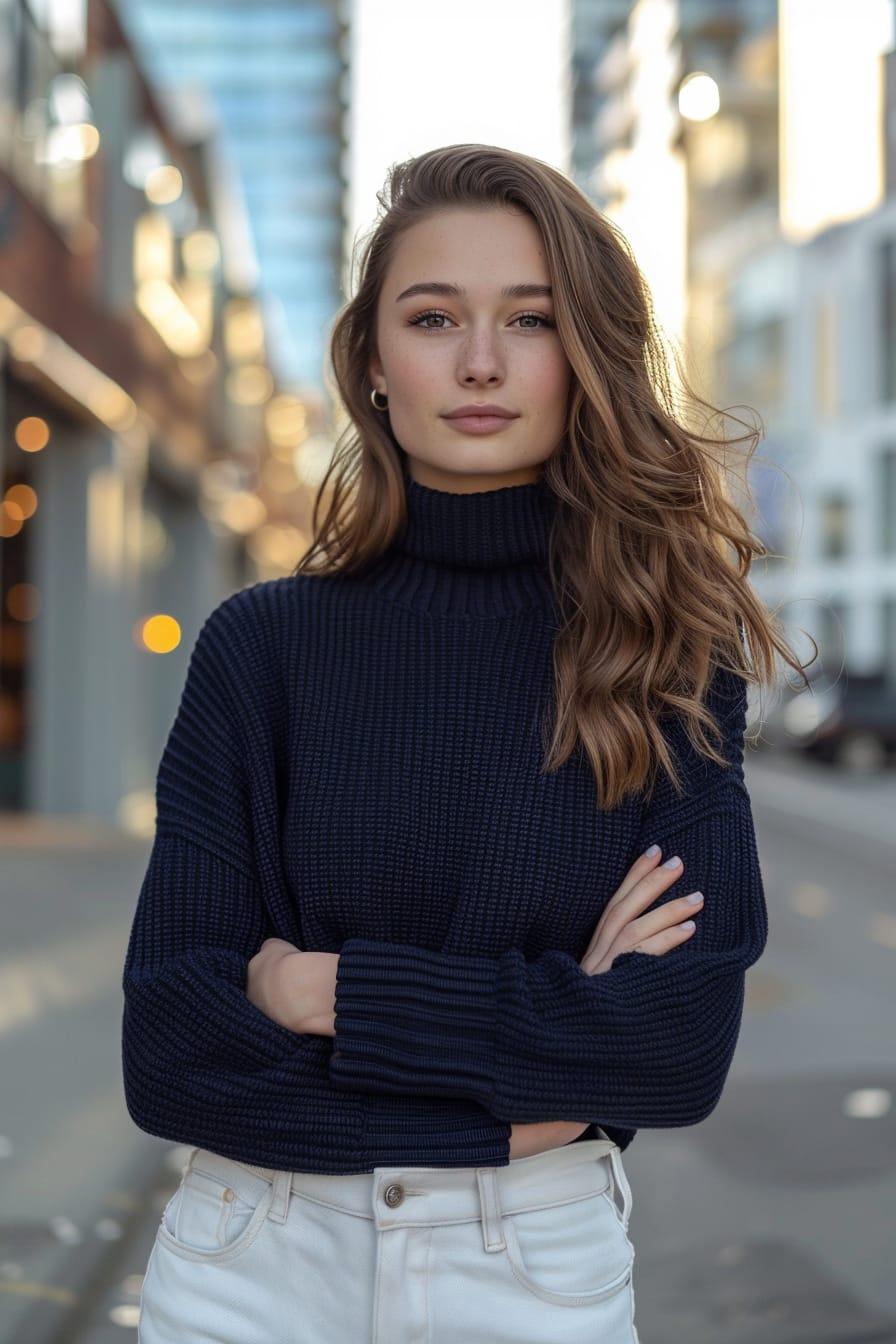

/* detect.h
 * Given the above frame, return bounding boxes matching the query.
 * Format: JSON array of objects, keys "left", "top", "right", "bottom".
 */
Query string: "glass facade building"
[
  {"left": 571, "top": 0, "right": 779, "bottom": 209},
  {"left": 119, "top": 0, "right": 346, "bottom": 393},
  {"left": 570, "top": 0, "right": 632, "bottom": 205}
]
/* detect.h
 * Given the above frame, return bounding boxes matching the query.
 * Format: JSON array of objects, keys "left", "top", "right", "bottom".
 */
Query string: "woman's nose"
[{"left": 456, "top": 329, "right": 504, "bottom": 384}]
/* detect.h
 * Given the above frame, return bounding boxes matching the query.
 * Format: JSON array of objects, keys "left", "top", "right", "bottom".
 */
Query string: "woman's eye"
[
  {"left": 515, "top": 312, "right": 555, "bottom": 329},
  {"left": 409, "top": 310, "right": 452, "bottom": 329},
  {"left": 407, "top": 310, "right": 555, "bottom": 331}
]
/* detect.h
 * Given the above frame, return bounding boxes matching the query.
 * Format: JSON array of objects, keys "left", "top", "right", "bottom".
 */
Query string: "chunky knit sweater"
[{"left": 121, "top": 469, "right": 766, "bottom": 1174}]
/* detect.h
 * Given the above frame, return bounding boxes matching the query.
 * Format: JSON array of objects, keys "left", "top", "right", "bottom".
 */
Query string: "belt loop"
[
  {"left": 266, "top": 1169, "right": 292, "bottom": 1225},
  {"left": 607, "top": 1147, "right": 633, "bottom": 1229},
  {"left": 475, "top": 1168, "right": 506, "bottom": 1253}
]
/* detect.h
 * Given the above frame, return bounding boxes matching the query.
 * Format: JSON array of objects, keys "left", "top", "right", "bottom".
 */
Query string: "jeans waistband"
[{"left": 186, "top": 1136, "right": 632, "bottom": 1253}]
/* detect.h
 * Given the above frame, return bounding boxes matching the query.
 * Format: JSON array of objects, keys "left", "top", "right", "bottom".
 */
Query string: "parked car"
[
  {"left": 746, "top": 675, "right": 835, "bottom": 752},
  {"left": 748, "top": 673, "right": 896, "bottom": 769},
  {"left": 803, "top": 675, "right": 896, "bottom": 770}
]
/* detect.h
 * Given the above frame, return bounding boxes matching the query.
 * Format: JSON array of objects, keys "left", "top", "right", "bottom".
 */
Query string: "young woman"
[{"left": 124, "top": 144, "right": 804, "bottom": 1343}]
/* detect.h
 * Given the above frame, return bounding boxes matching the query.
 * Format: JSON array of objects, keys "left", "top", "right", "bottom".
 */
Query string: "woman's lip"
[{"left": 442, "top": 414, "right": 519, "bottom": 434}]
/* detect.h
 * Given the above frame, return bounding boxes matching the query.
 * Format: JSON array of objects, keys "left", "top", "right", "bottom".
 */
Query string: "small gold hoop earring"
[{"left": 370, "top": 388, "right": 389, "bottom": 411}]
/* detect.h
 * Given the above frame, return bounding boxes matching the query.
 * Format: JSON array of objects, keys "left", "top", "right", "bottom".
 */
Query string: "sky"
[{"left": 347, "top": 0, "right": 571, "bottom": 257}]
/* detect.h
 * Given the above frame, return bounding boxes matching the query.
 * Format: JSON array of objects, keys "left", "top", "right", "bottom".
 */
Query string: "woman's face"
[{"left": 369, "top": 206, "right": 572, "bottom": 493}]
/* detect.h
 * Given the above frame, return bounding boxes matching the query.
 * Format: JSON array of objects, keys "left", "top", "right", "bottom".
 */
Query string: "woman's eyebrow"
[{"left": 395, "top": 282, "right": 552, "bottom": 302}]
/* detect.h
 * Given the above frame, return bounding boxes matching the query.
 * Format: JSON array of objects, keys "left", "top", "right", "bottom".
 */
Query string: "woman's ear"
[{"left": 369, "top": 348, "right": 384, "bottom": 387}]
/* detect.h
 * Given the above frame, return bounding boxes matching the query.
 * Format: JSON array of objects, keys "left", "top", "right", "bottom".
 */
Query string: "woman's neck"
[{"left": 358, "top": 465, "right": 558, "bottom": 618}]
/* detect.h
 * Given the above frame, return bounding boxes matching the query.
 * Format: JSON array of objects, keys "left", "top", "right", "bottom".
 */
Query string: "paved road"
[
  {"left": 626, "top": 754, "right": 896, "bottom": 1343},
  {"left": 1, "top": 755, "right": 894, "bottom": 1342}
]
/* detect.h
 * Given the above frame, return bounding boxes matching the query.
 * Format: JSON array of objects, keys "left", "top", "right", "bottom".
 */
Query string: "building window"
[
  {"left": 884, "top": 598, "right": 896, "bottom": 682},
  {"left": 815, "top": 300, "right": 838, "bottom": 420},
  {"left": 881, "top": 448, "right": 896, "bottom": 554},
  {"left": 718, "top": 317, "right": 784, "bottom": 414},
  {"left": 820, "top": 494, "right": 850, "bottom": 559},
  {"left": 819, "top": 601, "right": 847, "bottom": 676},
  {"left": 880, "top": 238, "right": 896, "bottom": 403}
]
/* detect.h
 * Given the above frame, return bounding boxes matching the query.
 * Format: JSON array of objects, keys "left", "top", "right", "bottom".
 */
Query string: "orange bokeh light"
[
  {"left": 6, "top": 583, "right": 41, "bottom": 621},
  {"left": 14, "top": 417, "right": 50, "bottom": 452},
  {"left": 4, "top": 484, "right": 37, "bottom": 519},
  {"left": 0, "top": 501, "right": 24, "bottom": 538},
  {"left": 138, "top": 613, "right": 181, "bottom": 654}
]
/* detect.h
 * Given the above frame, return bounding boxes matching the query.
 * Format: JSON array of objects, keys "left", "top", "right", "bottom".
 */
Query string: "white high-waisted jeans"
[{"left": 138, "top": 1133, "right": 639, "bottom": 1343}]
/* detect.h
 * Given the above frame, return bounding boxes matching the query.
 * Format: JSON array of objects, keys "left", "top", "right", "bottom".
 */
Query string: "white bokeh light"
[{"left": 678, "top": 72, "right": 720, "bottom": 122}]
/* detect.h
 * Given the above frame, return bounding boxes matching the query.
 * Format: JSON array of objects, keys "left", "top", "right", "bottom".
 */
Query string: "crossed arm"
[
  {"left": 246, "top": 844, "right": 704, "bottom": 1158},
  {"left": 124, "top": 597, "right": 763, "bottom": 1167}
]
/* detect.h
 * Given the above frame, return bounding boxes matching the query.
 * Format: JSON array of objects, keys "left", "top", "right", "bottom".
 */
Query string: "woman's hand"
[
  {"left": 252, "top": 851, "right": 701, "bottom": 1156},
  {"left": 508, "top": 1120, "right": 592, "bottom": 1159},
  {"left": 246, "top": 939, "right": 338, "bottom": 1036},
  {"left": 508, "top": 846, "right": 702, "bottom": 1159},
  {"left": 579, "top": 844, "right": 702, "bottom": 975}
]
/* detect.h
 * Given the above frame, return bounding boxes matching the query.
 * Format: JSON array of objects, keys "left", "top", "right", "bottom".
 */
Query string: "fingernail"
[
  {"left": 686, "top": 892, "right": 704, "bottom": 905},
  {"left": 662, "top": 855, "right": 682, "bottom": 869},
  {"left": 644, "top": 844, "right": 660, "bottom": 857},
  {"left": 679, "top": 919, "right": 696, "bottom": 931}
]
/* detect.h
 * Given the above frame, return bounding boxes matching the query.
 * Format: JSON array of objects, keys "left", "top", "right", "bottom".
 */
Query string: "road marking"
[
  {"left": 843, "top": 1087, "right": 892, "bottom": 1118},
  {"left": 790, "top": 882, "right": 832, "bottom": 918},
  {"left": 869, "top": 913, "right": 896, "bottom": 949},
  {"left": 50, "top": 1216, "right": 82, "bottom": 1245},
  {"left": 715, "top": 1244, "right": 746, "bottom": 1267},
  {"left": 105, "top": 1190, "right": 140, "bottom": 1213},
  {"left": 110, "top": 1303, "right": 141, "bottom": 1326},
  {"left": 0, "top": 1280, "right": 77, "bottom": 1304}
]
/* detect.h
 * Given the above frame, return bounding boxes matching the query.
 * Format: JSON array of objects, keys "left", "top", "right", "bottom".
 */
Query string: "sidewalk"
[
  {"left": 0, "top": 817, "right": 158, "bottom": 1344},
  {"left": 1, "top": 1140, "right": 171, "bottom": 1344},
  {"left": 0, "top": 812, "right": 147, "bottom": 852},
  {"left": 744, "top": 751, "right": 896, "bottom": 851}
]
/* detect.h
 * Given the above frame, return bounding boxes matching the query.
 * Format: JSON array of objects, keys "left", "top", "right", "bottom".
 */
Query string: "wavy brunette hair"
[{"left": 296, "top": 143, "right": 805, "bottom": 808}]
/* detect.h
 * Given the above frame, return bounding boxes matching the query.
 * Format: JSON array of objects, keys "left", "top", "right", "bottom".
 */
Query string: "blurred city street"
[
  {"left": 3, "top": 0, "right": 896, "bottom": 1341},
  {"left": 628, "top": 752, "right": 896, "bottom": 1344},
  {"left": 0, "top": 817, "right": 160, "bottom": 1342},
  {"left": 0, "top": 753, "right": 894, "bottom": 1343}
]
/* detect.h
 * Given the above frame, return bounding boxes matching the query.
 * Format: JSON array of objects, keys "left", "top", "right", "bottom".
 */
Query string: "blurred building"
[
  {"left": 573, "top": 0, "right": 778, "bottom": 355},
  {"left": 0, "top": 0, "right": 314, "bottom": 825},
  {"left": 693, "top": 0, "right": 894, "bottom": 681},
  {"left": 571, "top": 0, "right": 896, "bottom": 684},
  {"left": 118, "top": 0, "right": 347, "bottom": 396},
  {"left": 574, "top": 0, "right": 683, "bottom": 328},
  {"left": 571, "top": 0, "right": 631, "bottom": 201},
  {"left": 780, "top": 203, "right": 896, "bottom": 678}
]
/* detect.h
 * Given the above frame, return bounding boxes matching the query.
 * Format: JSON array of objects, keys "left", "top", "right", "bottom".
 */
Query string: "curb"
[{"left": 744, "top": 755, "right": 896, "bottom": 854}]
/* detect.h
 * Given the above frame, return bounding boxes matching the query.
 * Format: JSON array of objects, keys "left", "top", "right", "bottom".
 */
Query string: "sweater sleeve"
[
  {"left": 122, "top": 588, "right": 512, "bottom": 1171},
  {"left": 122, "top": 834, "right": 373, "bottom": 1170},
  {"left": 329, "top": 668, "right": 766, "bottom": 1130}
]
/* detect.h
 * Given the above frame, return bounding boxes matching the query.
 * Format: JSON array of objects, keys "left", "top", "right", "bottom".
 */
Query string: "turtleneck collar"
[
  {"left": 396, "top": 468, "right": 556, "bottom": 569},
  {"left": 360, "top": 464, "right": 559, "bottom": 619}
]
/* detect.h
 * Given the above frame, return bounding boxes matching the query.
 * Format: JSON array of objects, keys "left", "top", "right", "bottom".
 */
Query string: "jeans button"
[{"left": 383, "top": 1182, "right": 405, "bottom": 1209}]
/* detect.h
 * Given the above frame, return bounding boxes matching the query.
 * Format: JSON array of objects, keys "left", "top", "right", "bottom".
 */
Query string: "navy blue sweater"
[{"left": 121, "top": 471, "right": 766, "bottom": 1174}]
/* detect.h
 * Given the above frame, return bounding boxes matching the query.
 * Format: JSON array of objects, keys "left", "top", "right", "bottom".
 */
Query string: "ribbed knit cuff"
[{"left": 329, "top": 939, "right": 499, "bottom": 1104}]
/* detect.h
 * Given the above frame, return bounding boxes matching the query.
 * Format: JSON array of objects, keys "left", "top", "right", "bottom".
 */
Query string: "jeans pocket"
[
  {"left": 157, "top": 1151, "right": 275, "bottom": 1264},
  {"left": 503, "top": 1189, "right": 634, "bottom": 1308}
]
